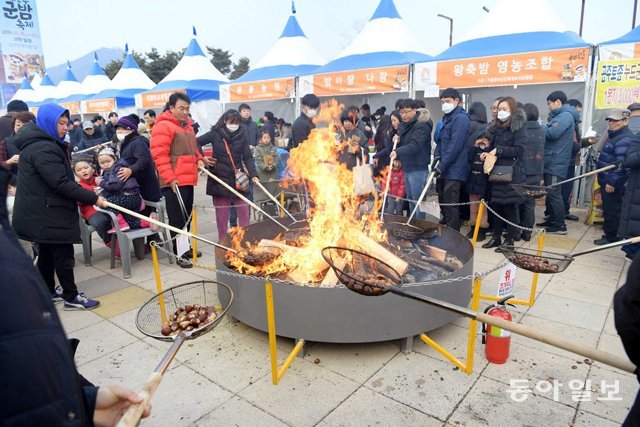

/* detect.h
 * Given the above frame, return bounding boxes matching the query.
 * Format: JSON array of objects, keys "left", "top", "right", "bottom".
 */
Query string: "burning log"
[
  {"left": 258, "top": 239, "right": 330, "bottom": 283},
  {"left": 349, "top": 233, "right": 409, "bottom": 275},
  {"left": 321, "top": 258, "right": 346, "bottom": 286}
]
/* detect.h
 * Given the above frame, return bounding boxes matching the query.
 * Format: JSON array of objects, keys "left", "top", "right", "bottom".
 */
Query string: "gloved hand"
[
  {"left": 430, "top": 156, "right": 441, "bottom": 170},
  {"left": 433, "top": 167, "right": 442, "bottom": 178}
]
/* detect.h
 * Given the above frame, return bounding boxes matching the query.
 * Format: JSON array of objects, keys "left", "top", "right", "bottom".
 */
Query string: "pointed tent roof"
[
  {"left": 10, "top": 75, "right": 36, "bottom": 104},
  {"left": 30, "top": 70, "right": 57, "bottom": 104},
  {"left": 90, "top": 45, "right": 154, "bottom": 107},
  {"left": 144, "top": 28, "right": 229, "bottom": 101},
  {"left": 60, "top": 53, "right": 112, "bottom": 102},
  {"left": 601, "top": 26, "right": 640, "bottom": 46},
  {"left": 598, "top": 26, "right": 640, "bottom": 60},
  {"left": 30, "top": 72, "right": 42, "bottom": 89},
  {"left": 53, "top": 61, "right": 82, "bottom": 100},
  {"left": 311, "top": 0, "right": 430, "bottom": 74},
  {"left": 433, "top": 0, "right": 588, "bottom": 61},
  {"left": 233, "top": 6, "right": 326, "bottom": 83}
]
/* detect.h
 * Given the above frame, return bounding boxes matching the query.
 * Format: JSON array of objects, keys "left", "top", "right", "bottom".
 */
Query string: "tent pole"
[
  {"left": 577, "top": 45, "right": 597, "bottom": 207},
  {"left": 634, "top": 0, "right": 638, "bottom": 29},
  {"left": 294, "top": 76, "right": 301, "bottom": 118},
  {"left": 579, "top": 0, "right": 586, "bottom": 36}
]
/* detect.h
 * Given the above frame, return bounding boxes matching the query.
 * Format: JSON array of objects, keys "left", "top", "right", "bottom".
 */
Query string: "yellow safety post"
[
  {"left": 151, "top": 244, "right": 166, "bottom": 323},
  {"left": 192, "top": 207, "right": 198, "bottom": 264},
  {"left": 471, "top": 201, "right": 484, "bottom": 247},
  {"left": 265, "top": 281, "right": 305, "bottom": 385},
  {"left": 479, "top": 231, "right": 546, "bottom": 307},
  {"left": 280, "top": 192, "right": 285, "bottom": 218},
  {"left": 420, "top": 276, "right": 482, "bottom": 375}
]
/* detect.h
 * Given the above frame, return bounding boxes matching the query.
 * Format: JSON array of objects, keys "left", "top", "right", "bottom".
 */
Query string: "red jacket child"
[
  {"left": 77, "top": 176, "right": 100, "bottom": 220},
  {"left": 388, "top": 166, "right": 405, "bottom": 199}
]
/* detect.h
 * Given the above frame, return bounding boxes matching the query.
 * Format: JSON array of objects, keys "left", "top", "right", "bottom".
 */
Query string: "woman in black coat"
[
  {"left": 619, "top": 134, "right": 640, "bottom": 259},
  {"left": 481, "top": 97, "right": 527, "bottom": 250},
  {"left": 372, "top": 115, "right": 392, "bottom": 177},
  {"left": 13, "top": 104, "right": 107, "bottom": 309},
  {"left": 197, "top": 109, "right": 259, "bottom": 239}
]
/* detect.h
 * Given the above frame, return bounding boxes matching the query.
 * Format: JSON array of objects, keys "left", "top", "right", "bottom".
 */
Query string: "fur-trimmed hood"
[
  {"left": 489, "top": 108, "right": 526, "bottom": 132},
  {"left": 417, "top": 108, "right": 431, "bottom": 123}
]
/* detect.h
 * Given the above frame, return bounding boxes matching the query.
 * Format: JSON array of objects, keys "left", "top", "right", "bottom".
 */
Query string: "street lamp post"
[{"left": 437, "top": 14, "right": 453, "bottom": 47}]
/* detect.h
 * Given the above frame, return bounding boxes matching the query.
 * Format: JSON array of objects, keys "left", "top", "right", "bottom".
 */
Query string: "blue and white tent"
[
  {"left": 307, "top": 0, "right": 429, "bottom": 75},
  {"left": 52, "top": 61, "right": 82, "bottom": 101},
  {"left": 87, "top": 45, "right": 154, "bottom": 113},
  {"left": 29, "top": 70, "right": 57, "bottom": 105},
  {"left": 141, "top": 28, "right": 228, "bottom": 103},
  {"left": 60, "top": 53, "right": 111, "bottom": 103},
  {"left": 599, "top": 26, "right": 640, "bottom": 60},
  {"left": 9, "top": 75, "right": 37, "bottom": 104}
]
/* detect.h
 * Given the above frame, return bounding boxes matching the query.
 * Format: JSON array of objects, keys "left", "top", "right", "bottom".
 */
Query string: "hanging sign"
[
  {"left": 84, "top": 98, "right": 115, "bottom": 113},
  {"left": 221, "top": 77, "right": 295, "bottom": 103},
  {"left": 415, "top": 47, "right": 590, "bottom": 90},
  {"left": 594, "top": 58, "right": 640, "bottom": 109},
  {"left": 141, "top": 89, "right": 185, "bottom": 109},
  {"left": 497, "top": 263, "right": 517, "bottom": 298},
  {"left": 305, "top": 65, "right": 409, "bottom": 97},
  {"left": 60, "top": 101, "right": 80, "bottom": 115}
]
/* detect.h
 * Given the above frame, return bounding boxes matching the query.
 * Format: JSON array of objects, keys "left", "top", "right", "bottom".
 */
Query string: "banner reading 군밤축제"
[
  {"left": 595, "top": 59, "right": 640, "bottom": 109},
  {"left": 0, "top": 0, "right": 44, "bottom": 84}
]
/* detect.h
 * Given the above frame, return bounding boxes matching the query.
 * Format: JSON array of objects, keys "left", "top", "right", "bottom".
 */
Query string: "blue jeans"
[{"left": 404, "top": 170, "right": 428, "bottom": 220}]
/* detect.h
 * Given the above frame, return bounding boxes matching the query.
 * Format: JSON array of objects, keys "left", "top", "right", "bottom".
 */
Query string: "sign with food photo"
[{"left": 0, "top": 0, "right": 44, "bottom": 84}]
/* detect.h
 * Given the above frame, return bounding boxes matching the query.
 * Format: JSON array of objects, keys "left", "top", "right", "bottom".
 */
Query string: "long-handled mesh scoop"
[
  {"left": 379, "top": 136, "right": 399, "bottom": 221},
  {"left": 104, "top": 201, "right": 281, "bottom": 267},
  {"left": 511, "top": 164, "right": 616, "bottom": 198},
  {"left": 253, "top": 179, "right": 306, "bottom": 227},
  {"left": 499, "top": 235, "right": 640, "bottom": 274},
  {"left": 115, "top": 280, "right": 233, "bottom": 427},
  {"left": 321, "top": 246, "right": 636, "bottom": 374},
  {"left": 385, "top": 161, "right": 440, "bottom": 240}
]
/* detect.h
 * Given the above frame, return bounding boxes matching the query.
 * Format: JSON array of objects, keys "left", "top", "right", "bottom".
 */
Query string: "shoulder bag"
[{"left": 223, "top": 139, "right": 250, "bottom": 192}]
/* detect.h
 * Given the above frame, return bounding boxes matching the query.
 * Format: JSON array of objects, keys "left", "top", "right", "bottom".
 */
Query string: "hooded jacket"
[
  {"left": 487, "top": 109, "right": 527, "bottom": 205},
  {"left": 150, "top": 111, "right": 203, "bottom": 188},
  {"left": 99, "top": 157, "right": 141, "bottom": 196},
  {"left": 596, "top": 126, "right": 634, "bottom": 189},
  {"left": 197, "top": 125, "right": 258, "bottom": 198},
  {"left": 544, "top": 104, "right": 580, "bottom": 179},
  {"left": 13, "top": 104, "right": 98, "bottom": 244},
  {"left": 117, "top": 133, "right": 161, "bottom": 202},
  {"left": 524, "top": 120, "right": 545, "bottom": 183},
  {"left": 395, "top": 111, "right": 432, "bottom": 173},
  {"left": 254, "top": 141, "right": 279, "bottom": 182},
  {"left": 435, "top": 106, "right": 471, "bottom": 181}
]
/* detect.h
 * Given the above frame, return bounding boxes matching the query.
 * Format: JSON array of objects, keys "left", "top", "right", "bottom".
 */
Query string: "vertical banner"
[
  {"left": 0, "top": 0, "right": 43, "bottom": 83},
  {"left": 497, "top": 263, "right": 517, "bottom": 298},
  {"left": 594, "top": 59, "right": 640, "bottom": 109}
]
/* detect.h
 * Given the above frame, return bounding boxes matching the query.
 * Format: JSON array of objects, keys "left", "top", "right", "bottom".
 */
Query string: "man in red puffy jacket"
[{"left": 150, "top": 93, "right": 204, "bottom": 268}]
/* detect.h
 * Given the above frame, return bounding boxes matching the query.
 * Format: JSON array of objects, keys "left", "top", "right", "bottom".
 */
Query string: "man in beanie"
[
  {"left": 12, "top": 103, "right": 107, "bottom": 309},
  {"left": 0, "top": 99, "right": 29, "bottom": 143}
]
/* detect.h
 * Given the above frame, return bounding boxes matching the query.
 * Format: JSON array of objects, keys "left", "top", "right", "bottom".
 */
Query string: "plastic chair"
[
  {"left": 79, "top": 214, "right": 97, "bottom": 266},
  {"left": 95, "top": 198, "right": 174, "bottom": 279}
]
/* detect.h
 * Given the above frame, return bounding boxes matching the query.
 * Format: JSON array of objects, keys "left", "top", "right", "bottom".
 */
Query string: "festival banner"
[
  {"left": 84, "top": 98, "right": 116, "bottom": 113},
  {"left": 0, "top": 0, "right": 44, "bottom": 83},
  {"left": 141, "top": 89, "right": 185, "bottom": 109},
  {"left": 60, "top": 101, "right": 80, "bottom": 115},
  {"left": 307, "top": 65, "right": 409, "bottom": 97},
  {"left": 594, "top": 58, "right": 640, "bottom": 109},
  {"left": 221, "top": 77, "right": 295, "bottom": 103},
  {"left": 414, "top": 47, "right": 590, "bottom": 91}
]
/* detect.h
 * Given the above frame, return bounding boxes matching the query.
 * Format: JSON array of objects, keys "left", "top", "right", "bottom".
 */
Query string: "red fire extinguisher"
[{"left": 482, "top": 295, "right": 515, "bottom": 364}]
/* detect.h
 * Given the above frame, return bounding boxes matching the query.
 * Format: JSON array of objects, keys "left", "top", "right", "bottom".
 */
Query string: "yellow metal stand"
[
  {"left": 192, "top": 207, "right": 198, "bottom": 263},
  {"left": 479, "top": 232, "right": 545, "bottom": 307},
  {"left": 151, "top": 244, "right": 167, "bottom": 323},
  {"left": 280, "top": 193, "right": 285, "bottom": 218},
  {"left": 420, "top": 277, "right": 482, "bottom": 375},
  {"left": 470, "top": 201, "right": 484, "bottom": 247},
  {"left": 265, "top": 281, "right": 305, "bottom": 385}
]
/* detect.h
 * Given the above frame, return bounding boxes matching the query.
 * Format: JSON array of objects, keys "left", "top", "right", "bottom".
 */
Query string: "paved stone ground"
[{"left": 56, "top": 177, "right": 637, "bottom": 426}]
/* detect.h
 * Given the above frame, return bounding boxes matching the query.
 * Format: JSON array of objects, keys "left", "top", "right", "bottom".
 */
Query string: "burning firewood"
[
  {"left": 321, "top": 257, "right": 346, "bottom": 286},
  {"left": 347, "top": 232, "right": 409, "bottom": 275},
  {"left": 258, "top": 239, "right": 330, "bottom": 283}
]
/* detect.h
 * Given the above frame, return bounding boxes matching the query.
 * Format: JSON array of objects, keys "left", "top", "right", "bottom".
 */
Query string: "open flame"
[{"left": 226, "top": 100, "right": 389, "bottom": 283}]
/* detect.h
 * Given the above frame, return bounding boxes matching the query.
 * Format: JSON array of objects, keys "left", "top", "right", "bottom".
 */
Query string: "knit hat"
[
  {"left": 97, "top": 147, "right": 116, "bottom": 159},
  {"left": 115, "top": 116, "right": 137, "bottom": 131},
  {"left": 7, "top": 99, "right": 29, "bottom": 113}
]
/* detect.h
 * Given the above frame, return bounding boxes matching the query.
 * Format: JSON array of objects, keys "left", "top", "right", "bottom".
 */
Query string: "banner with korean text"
[
  {"left": 594, "top": 59, "right": 640, "bottom": 109},
  {"left": 301, "top": 65, "right": 409, "bottom": 97},
  {"left": 0, "top": 0, "right": 43, "bottom": 83},
  {"left": 414, "top": 47, "right": 590, "bottom": 91},
  {"left": 220, "top": 77, "right": 295, "bottom": 103},
  {"left": 84, "top": 98, "right": 116, "bottom": 114},
  {"left": 141, "top": 89, "right": 185, "bottom": 109}
]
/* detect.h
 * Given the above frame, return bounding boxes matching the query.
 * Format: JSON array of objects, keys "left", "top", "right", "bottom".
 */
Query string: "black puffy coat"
[
  {"left": 118, "top": 133, "right": 161, "bottom": 202},
  {"left": 466, "top": 144, "right": 491, "bottom": 195},
  {"left": 596, "top": 126, "right": 634, "bottom": 189},
  {"left": 13, "top": 121, "right": 98, "bottom": 244},
  {"left": 241, "top": 116, "right": 259, "bottom": 146},
  {"left": 197, "top": 126, "right": 258, "bottom": 198},
  {"left": 395, "top": 113, "right": 432, "bottom": 173},
  {"left": 288, "top": 113, "right": 315, "bottom": 151},
  {"left": 0, "top": 166, "right": 97, "bottom": 425},
  {"left": 619, "top": 135, "right": 640, "bottom": 239},
  {"left": 614, "top": 254, "right": 640, "bottom": 383},
  {"left": 488, "top": 109, "right": 527, "bottom": 205},
  {"left": 523, "top": 121, "right": 545, "bottom": 185}
]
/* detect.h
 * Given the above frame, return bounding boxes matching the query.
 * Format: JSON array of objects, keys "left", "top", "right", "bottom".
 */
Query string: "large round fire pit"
[{"left": 215, "top": 215, "right": 474, "bottom": 343}]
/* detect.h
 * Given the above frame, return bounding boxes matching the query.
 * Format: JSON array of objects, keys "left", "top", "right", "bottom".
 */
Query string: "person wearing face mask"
[
  {"left": 433, "top": 88, "right": 471, "bottom": 232},
  {"left": 151, "top": 92, "right": 205, "bottom": 267},
  {"left": 480, "top": 97, "right": 527, "bottom": 250},
  {"left": 289, "top": 93, "right": 320, "bottom": 151},
  {"left": 197, "top": 109, "right": 259, "bottom": 239}
]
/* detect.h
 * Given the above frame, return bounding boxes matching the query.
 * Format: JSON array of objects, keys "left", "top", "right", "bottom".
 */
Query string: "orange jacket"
[{"left": 150, "top": 111, "right": 202, "bottom": 187}]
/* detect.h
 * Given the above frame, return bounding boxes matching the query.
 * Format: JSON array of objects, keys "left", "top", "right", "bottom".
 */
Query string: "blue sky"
[{"left": 39, "top": 0, "right": 637, "bottom": 68}]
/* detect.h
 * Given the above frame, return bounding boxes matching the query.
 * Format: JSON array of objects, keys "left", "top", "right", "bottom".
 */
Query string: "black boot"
[
  {"left": 482, "top": 236, "right": 502, "bottom": 249},
  {"left": 466, "top": 229, "right": 475, "bottom": 239},
  {"left": 496, "top": 238, "right": 514, "bottom": 252},
  {"left": 476, "top": 228, "right": 487, "bottom": 242},
  {"left": 521, "top": 231, "right": 532, "bottom": 242}
]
